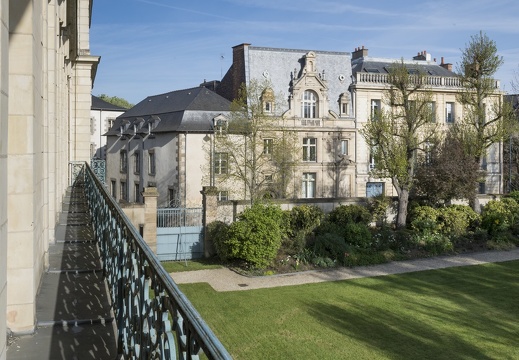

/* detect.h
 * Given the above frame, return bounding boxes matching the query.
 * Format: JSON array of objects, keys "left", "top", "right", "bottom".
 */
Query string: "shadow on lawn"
[{"left": 306, "top": 261, "right": 519, "bottom": 359}]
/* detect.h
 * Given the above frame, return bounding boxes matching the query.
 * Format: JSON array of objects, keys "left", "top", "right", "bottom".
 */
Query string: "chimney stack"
[
  {"left": 352, "top": 45, "right": 368, "bottom": 60},
  {"left": 439, "top": 56, "right": 453, "bottom": 71}
]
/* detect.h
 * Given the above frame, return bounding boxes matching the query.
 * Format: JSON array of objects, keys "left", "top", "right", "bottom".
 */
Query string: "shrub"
[
  {"left": 288, "top": 205, "right": 324, "bottom": 234},
  {"left": 437, "top": 205, "right": 480, "bottom": 236},
  {"left": 283, "top": 205, "right": 324, "bottom": 255},
  {"left": 505, "top": 191, "right": 519, "bottom": 204},
  {"left": 367, "top": 195, "right": 390, "bottom": 226},
  {"left": 409, "top": 206, "right": 439, "bottom": 233},
  {"left": 328, "top": 204, "right": 372, "bottom": 226},
  {"left": 343, "top": 222, "right": 372, "bottom": 249},
  {"left": 222, "top": 203, "right": 285, "bottom": 268},
  {"left": 481, "top": 198, "right": 519, "bottom": 234},
  {"left": 410, "top": 232, "right": 453, "bottom": 255},
  {"left": 312, "top": 232, "right": 349, "bottom": 262},
  {"left": 207, "top": 221, "right": 231, "bottom": 260}
]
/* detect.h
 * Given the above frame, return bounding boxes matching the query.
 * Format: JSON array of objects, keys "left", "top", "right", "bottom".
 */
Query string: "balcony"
[
  {"left": 7, "top": 162, "right": 231, "bottom": 359},
  {"left": 355, "top": 72, "right": 500, "bottom": 89}
]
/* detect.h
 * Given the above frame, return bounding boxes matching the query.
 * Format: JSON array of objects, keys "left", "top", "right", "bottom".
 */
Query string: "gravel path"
[{"left": 170, "top": 248, "right": 519, "bottom": 292}]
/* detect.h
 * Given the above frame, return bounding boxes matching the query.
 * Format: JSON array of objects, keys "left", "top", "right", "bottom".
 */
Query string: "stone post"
[
  {"left": 201, "top": 186, "right": 218, "bottom": 257},
  {"left": 142, "top": 187, "right": 159, "bottom": 253}
]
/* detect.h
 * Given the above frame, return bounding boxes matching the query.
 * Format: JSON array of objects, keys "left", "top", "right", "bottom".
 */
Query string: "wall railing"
[{"left": 77, "top": 162, "right": 232, "bottom": 359}]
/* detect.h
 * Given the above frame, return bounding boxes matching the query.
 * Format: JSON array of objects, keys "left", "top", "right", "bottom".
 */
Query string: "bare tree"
[
  {"left": 361, "top": 60, "right": 438, "bottom": 228},
  {"left": 212, "top": 79, "right": 299, "bottom": 203}
]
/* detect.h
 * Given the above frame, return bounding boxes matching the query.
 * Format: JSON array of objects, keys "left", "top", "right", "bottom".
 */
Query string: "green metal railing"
[{"left": 74, "top": 162, "right": 231, "bottom": 359}]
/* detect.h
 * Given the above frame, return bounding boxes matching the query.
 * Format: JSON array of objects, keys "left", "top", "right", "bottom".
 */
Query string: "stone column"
[
  {"left": 202, "top": 186, "right": 218, "bottom": 257},
  {"left": 142, "top": 187, "right": 158, "bottom": 253}
]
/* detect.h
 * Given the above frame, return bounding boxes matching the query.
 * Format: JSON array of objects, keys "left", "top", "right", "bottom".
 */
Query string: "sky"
[{"left": 90, "top": 0, "right": 519, "bottom": 105}]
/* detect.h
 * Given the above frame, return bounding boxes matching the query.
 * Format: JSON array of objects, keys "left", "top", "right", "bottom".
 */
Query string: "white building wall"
[
  {"left": 90, "top": 109, "right": 125, "bottom": 159},
  {"left": 0, "top": 0, "right": 8, "bottom": 356}
]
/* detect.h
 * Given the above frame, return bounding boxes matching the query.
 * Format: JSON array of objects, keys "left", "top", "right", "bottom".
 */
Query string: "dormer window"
[
  {"left": 261, "top": 88, "right": 275, "bottom": 114},
  {"left": 339, "top": 92, "right": 351, "bottom": 117},
  {"left": 215, "top": 119, "right": 227, "bottom": 136},
  {"left": 302, "top": 90, "right": 318, "bottom": 118}
]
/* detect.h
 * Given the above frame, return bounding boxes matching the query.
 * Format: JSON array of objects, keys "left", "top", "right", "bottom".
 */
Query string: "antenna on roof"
[{"left": 220, "top": 54, "right": 224, "bottom": 78}]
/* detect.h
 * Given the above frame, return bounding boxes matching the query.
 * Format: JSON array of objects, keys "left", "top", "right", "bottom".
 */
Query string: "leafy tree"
[
  {"left": 97, "top": 93, "right": 133, "bottom": 109},
  {"left": 361, "top": 60, "right": 438, "bottom": 228},
  {"left": 453, "top": 32, "right": 516, "bottom": 200},
  {"left": 414, "top": 129, "right": 482, "bottom": 206},
  {"left": 214, "top": 79, "right": 299, "bottom": 202}
]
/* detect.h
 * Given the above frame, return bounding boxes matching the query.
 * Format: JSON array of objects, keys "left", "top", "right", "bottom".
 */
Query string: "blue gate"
[{"left": 156, "top": 208, "right": 203, "bottom": 261}]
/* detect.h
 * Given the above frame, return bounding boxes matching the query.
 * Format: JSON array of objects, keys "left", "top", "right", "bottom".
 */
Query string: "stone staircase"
[{"left": 7, "top": 179, "right": 118, "bottom": 359}]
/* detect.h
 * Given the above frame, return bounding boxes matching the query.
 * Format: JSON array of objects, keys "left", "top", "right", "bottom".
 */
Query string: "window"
[
  {"left": 215, "top": 119, "right": 227, "bottom": 136},
  {"left": 427, "top": 102, "right": 436, "bottom": 122},
  {"left": 340, "top": 92, "right": 350, "bottom": 116},
  {"left": 302, "top": 90, "right": 318, "bottom": 118},
  {"left": 369, "top": 151, "right": 376, "bottom": 170},
  {"left": 263, "top": 138, "right": 273, "bottom": 155},
  {"left": 120, "top": 181, "right": 127, "bottom": 201},
  {"left": 148, "top": 150, "right": 156, "bottom": 175},
  {"left": 264, "top": 174, "right": 273, "bottom": 182},
  {"left": 478, "top": 182, "right": 486, "bottom": 194},
  {"left": 214, "top": 152, "right": 228, "bottom": 175},
  {"left": 340, "top": 140, "right": 348, "bottom": 155},
  {"left": 264, "top": 101, "right": 272, "bottom": 113},
  {"left": 425, "top": 142, "right": 433, "bottom": 165},
  {"left": 341, "top": 103, "right": 349, "bottom": 116},
  {"left": 168, "top": 188, "right": 177, "bottom": 207},
  {"left": 134, "top": 183, "right": 140, "bottom": 203},
  {"left": 133, "top": 152, "right": 140, "bottom": 174},
  {"left": 261, "top": 88, "right": 275, "bottom": 114},
  {"left": 303, "top": 138, "right": 317, "bottom": 162},
  {"left": 445, "top": 102, "right": 454, "bottom": 123},
  {"left": 107, "top": 118, "right": 115, "bottom": 131},
  {"left": 366, "top": 182, "right": 384, "bottom": 197},
  {"left": 111, "top": 180, "right": 117, "bottom": 198},
  {"left": 90, "top": 117, "right": 96, "bottom": 135},
  {"left": 217, "top": 191, "right": 229, "bottom": 201},
  {"left": 371, "top": 99, "right": 381, "bottom": 120},
  {"left": 120, "top": 150, "right": 128, "bottom": 173},
  {"left": 301, "top": 173, "right": 316, "bottom": 198}
]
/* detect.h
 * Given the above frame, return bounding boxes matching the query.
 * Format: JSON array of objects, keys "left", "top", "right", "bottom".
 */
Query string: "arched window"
[{"left": 302, "top": 90, "right": 318, "bottom": 118}]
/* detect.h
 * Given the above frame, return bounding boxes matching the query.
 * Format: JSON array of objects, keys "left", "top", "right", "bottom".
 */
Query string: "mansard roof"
[
  {"left": 91, "top": 95, "right": 129, "bottom": 111},
  {"left": 105, "top": 87, "right": 231, "bottom": 136},
  {"left": 351, "top": 57, "right": 457, "bottom": 77}
]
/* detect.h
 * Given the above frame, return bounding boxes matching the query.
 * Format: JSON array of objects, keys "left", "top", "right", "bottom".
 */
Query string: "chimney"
[
  {"left": 413, "top": 50, "right": 429, "bottom": 61},
  {"left": 352, "top": 45, "right": 368, "bottom": 60},
  {"left": 439, "top": 57, "right": 453, "bottom": 71}
]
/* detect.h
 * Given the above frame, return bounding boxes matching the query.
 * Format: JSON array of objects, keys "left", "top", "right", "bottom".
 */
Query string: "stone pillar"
[
  {"left": 142, "top": 187, "right": 158, "bottom": 253},
  {"left": 202, "top": 186, "right": 218, "bottom": 257}
]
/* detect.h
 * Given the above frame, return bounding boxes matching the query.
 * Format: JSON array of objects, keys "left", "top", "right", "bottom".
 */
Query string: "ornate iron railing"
[{"left": 77, "top": 162, "right": 232, "bottom": 359}]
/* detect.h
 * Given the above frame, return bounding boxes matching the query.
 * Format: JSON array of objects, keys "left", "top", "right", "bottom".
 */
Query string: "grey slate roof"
[
  {"left": 91, "top": 95, "right": 129, "bottom": 111},
  {"left": 105, "top": 87, "right": 231, "bottom": 136},
  {"left": 351, "top": 58, "right": 457, "bottom": 77}
]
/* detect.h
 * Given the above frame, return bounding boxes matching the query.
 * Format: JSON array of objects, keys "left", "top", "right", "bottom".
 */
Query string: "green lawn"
[
  {"left": 180, "top": 261, "right": 519, "bottom": 360},
  {"left": 161, "top": 259, "right": 222, "bottom": 273}
]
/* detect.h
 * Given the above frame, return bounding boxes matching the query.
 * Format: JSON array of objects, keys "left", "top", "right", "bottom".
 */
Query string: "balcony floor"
[{"left": 7, "top": 180, "right": 118, "bottom": 359}]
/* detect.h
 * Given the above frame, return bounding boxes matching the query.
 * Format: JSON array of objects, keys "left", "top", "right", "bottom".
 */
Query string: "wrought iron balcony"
[{"left": 82, "top": 162, "right": 232, "bottom": 359}]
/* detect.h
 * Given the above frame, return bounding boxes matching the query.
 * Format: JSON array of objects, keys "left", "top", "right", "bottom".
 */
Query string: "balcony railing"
[
  {"left": 355, "top": 72, "right": 501, "bottom": 89},
  {"left": 79, "top": 162, "right": 232, "bottom": 359}
]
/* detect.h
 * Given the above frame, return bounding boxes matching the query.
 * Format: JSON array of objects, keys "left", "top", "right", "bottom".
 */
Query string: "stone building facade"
[
  {"left": 1, "top": 1, "right": 99, "bottom": 356},
  {"left": 90, "top": 95, "right": 128, "bottom": 160}
]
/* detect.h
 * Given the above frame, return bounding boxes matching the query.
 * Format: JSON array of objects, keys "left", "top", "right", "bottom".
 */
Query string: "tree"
[
  {"left": 213, "top": 79, "right": 299, "bottom": 203},
  {"left": 360, "top": 60, "right": 438, "bottom": 228},
  {"left": 414, "top": 129, "right": 482, "bottom": 206},
  {"left": 97, "top": 93, "right": 133, "bottom": 109},
  {"left": 453, "top": 32, "right": 516, "bottom": 199}
]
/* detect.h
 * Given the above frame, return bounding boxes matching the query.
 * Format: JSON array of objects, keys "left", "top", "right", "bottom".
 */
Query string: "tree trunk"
[{"left": 396, "top": 188, "right": 410, "bottom": 228}]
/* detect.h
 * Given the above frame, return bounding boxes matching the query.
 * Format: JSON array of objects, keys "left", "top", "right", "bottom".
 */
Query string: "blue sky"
[{"left": 91, "top": 0, "right": 519, "bottom": 105}]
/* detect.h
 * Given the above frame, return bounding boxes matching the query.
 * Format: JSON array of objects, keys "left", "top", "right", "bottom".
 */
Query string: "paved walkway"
[{"left": 171, "top": 248, "right": 519, "bottom": 292}]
